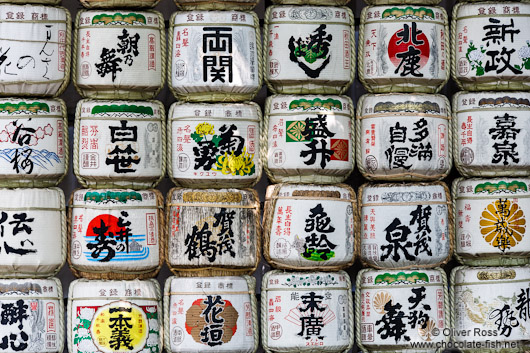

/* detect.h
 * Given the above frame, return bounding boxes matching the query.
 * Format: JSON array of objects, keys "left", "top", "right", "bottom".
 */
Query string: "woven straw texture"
[
  {"left": 67, "top": 189, "right": 166, "bottom": 279},
  {"left": 263, "top": 6, "right": 355, "bottom": 95},
  {"left": 168, "top": 11, "right": 263, "bottom": 102},
  {"left": 165, "top": 187, "right": 261, "bottom": 276},
  {"left": 0, "top": 98, "right": 69, "bottom": 187},
  {"left": 73, "top": 99, "right": 166, "bottom": 189},
  {"left": 172, "top": 0, "right": 258, "bottom": 10},
  {"left": 73, "top": 10, "right": 166, "bottom": 100},
  {"left": 261, "top": 95, "right": 355, "bottom": 184},
  {"left": 262, "top": 183, "right": 358, "bottom": 270},
  {"left": 358, "top": 6, "right": 449, "bottom": 93},
  {"left": 0, "top": 5, "right": 71, "bottom": 97},
  {"left": 79, "top": 0, "right": 161, "bottom": 8},
  {"left": 168, "top": 101, "right": 262, "bottom": 188},
  {"left": 261, "top": 270, "right": 354, "bottom": 353},
  {"left": 356, "top": 93, "right": 452, "bottom": 181},
  {"left": 164, "top": 275, "right": 259, "bottom": 353},
  {"left": 356, "top": 267, "right": 449, "bottom": 353},
  {"left": 452, "top": 177, "right": 530, "bottom": 266},
  {"left": 356, "top": 181, "right": 454, "bottom": 270}
]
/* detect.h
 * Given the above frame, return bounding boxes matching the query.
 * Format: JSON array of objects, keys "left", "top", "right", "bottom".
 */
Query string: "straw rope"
[
  {"left": 356, "top": 181, "right": 454, "bottom": 270},
  {"left": 173, "top": 0, "right": 259, "bottom": 10},
  {"left": 262, "top": 183, "right": 357, "bottom": 271},
  {"left": 165, "top": 187, "right": 261, "bottom": 277},
  {"left": 73, "top": 10, "right": 165, "bottom": 100},
  {"left": 168, "top": 11, "right": 262, "bottom": 102},
  {"left": 271, "top": 0, "right": 350, "bottom": 5},
  {"left": 264, "top": 6, "right": 355, "bottom": 95},
  {"left": 359, "top": 6, "right": 450, "bottom": 94},
  {"left": 167, "top": 101, "right": 263, "bottom": 189},
  {"left": 79, "top": 0, "right": 161, "bottom": 8},
  {"left": 261, "top": 95, "right": 355, "bottom": 184},
  {"left": 73, "top": 100, "right": 166, "bottom": 189},
  {"left": 67, "top": 189, "right": 165, "bottom": 280}
]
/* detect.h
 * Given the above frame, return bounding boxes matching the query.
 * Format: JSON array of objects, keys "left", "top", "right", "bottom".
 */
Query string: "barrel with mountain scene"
[{"left": 79, "top": 0, "right": 160, "bottom": 8}]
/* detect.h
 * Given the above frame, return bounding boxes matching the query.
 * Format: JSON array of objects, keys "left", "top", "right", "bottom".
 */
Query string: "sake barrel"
[
  {"left": 263, "top": 183, "right": 357, "bottom": 270},
  {"left": 0, "top": 278, "right": 63, "bottom": 353},
  {"left": 169, "top": 11, "right": 261, "bottom": 102},
  {"left": 452, "top": 3, "right": 530, "bottom": 91},
  {"left": 261, "top": 270, "right": 354, "bottom": 353},
  {"left": 453, "top": 178, "right": 530, "bottom": 266},
  {"left": 164, "top": 276, "right": 258, "bottom": 352},
  {"left": 0, "top": 98, "right": 68, "bottom": 187},
  {"left": 79, "top": 0, "right": 160, "bottom": 8},
  {"left": 358, "top": 182, "right": 452, "bottom": 269},
  {"left": 453, "top": 91, "right": 530, "bottom": 177},
  {"left": 357, "top": 268, "right": 449, "bottom": 351},
  {"left": 172, "top": 0, "right": 258, "bottom": 10},
  {"left": 168, "top": 102, "right": 261, "bottom": 188},
  {"left": 451, "top": 266, "right": 530, "bottom": 352},
  {"left": 0, "top": 5, "right": 70, "bottom": 97},
  {"left": 0, "top": 188, "right": 65, "bottom": 278},
  {"left": 264, "top": 6, "right": 355, "bottom": 95},
  {"left": 68, "top": 188, "right": 164, "bottom": 280},
  {"left": 68, "top": 279, "right": 162, "bottom": 353},
  {"left": 359, "top": 6, "right": 449, "bottom": 93},
  {"left": 357, "top": 93, "right": 451, "bottom": 181},
  {"left": 74, "top": 10, "right": 165, "bottom": 100},
  {"left": 74, "top": 99, "right": 165, "bottom": 189},
  {"left": 166, "top": 187, "right": 260, "bottom": 276},
  {"left": 263, "top": 95, "right": 354, "bottom": 184}
]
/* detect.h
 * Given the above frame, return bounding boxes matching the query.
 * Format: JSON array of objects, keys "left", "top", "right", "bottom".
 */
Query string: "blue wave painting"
[
  {"left": 0, "top": 147, "right": 60, "bottom": 170},
  {"left": 83, "top": 235, "right": 150, "bottom": 262}
]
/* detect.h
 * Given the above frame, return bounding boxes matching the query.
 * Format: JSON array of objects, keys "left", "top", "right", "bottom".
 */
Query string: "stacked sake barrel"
[
  {"left": 0, "top": 2, "right": 71, "bottom": 351},
  {"left": 66, "top": 1, "right": 165, "bottom": 353},
  {"left": 356, "top": 0, "right": 452, "bottom": 350},
  {"left": 450, "top": 3, "right": 530, "bottom": 351},
  {"left": 259, "top": 0, "right": 356, "bottom": 352},
  {"left": 164, "top": 0, "right": 263, "bottom": 352}
]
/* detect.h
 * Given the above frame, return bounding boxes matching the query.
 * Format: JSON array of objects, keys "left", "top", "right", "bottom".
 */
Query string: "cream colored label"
[
  {"left": 456, "top": 179, "right": 530, "bottom": 257},
  {"left": 361, "top": 184, "right": 450, "bottom": 268},
  {"left": 77, "top": 101, "right": 163, "bottom": 179},
  {"left": 267, "top": 7, "right": 351, "bottom": 82},
  {"left": 362, "top": 6, "right": 447, "bottom": 82},
  {"left": 76, "top": 11, "right": 162, "bottom": 89},
  {"left": 454, "top": 3, "right": 530, "bottom": 81}
]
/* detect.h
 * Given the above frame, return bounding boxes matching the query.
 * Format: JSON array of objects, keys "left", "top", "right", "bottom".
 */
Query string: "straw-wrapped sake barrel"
[
  {"left": 164, "top": 276, "right": 258, "bottom": 353},
  {"left": 166, "top": 188, "right": 260, "bottom": 276},
  {"left": 68, "top": 188, "right": 164, "bottom": 279},
  {"left": 357, "top": 268, "right": 449, "bottom": 352},
  {"left": 0, "top": 98, "right": 68, "bottom": 187},
  {"left": 0, "top": 278, "right": 63, "bottom": 353},
  {"left": 263, "top": 183, "right": 357, "bottom": 270},
  {"left": 0, "top": 5, "right": 70, "bottom": 97},
  {"left": 357, "top": 93, "right": 451, "bottom": 181},
  {"left": 451, "top": 266, "right": 530, "bottom": 352},
  {"left": 0, "top": 188, "right": 65, "bottom": 278},
  {"left": 74, "top": 10, "right": 165, "bottom": 100},
  {"left": 263, "top": 95, "right": 354, "bottom": 184},
  {"left": 74, "top": 99, "right": 165, "bottom": 189},
  {"left": 68, "top": 279, "right": 162, "bottom": 353},
  {"left": 261, "top": 271, "right": 354, "bottom": 353},
  {"left": 453, "top": 178, "right": 530, "bottom": 266},
  {"left": 169, "top": 11, "right": 261, "bottom": 102},
  {"left": 172, "top": 0, "right": 258, "bottom": 10},
  {"left": 359, "top": 6, "right": 449, "bottom": 93},
  {"left": 452, "top": 3, "right": 530, "bottom": 91},
  {"left": 264, "top": 6, "right": 355, "bottom": 94},
  {"left": 358, "top": 182, "right": 452, "bottom": 269},
  {"left": 453, "top": 91, "right": 530, "bottom": 177},
  {"left": 79, "top": 0, "right": 160, "bottom": 8},
  {"left": 168, "top": 102, "right": 261, "bottom": 188}
]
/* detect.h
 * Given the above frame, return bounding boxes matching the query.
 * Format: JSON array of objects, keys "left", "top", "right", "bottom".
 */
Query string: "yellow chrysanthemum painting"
[{"left": 479, "top": 199, "right": 526, "bottom": 252}]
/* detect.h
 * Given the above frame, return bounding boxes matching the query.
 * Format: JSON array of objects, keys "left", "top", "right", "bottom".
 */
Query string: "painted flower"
[
  {"left": 148, "top": 319, "right": 159, "bottom": 331},
  {"left": 146, "top": 333, "right": 159, "bottom": 346},
  {"left": 480, "top": 199, "right": 526, "bottom": 252},
  {"left": 79, "top": 308, "right": 95, "bottom": 320},
  {"left": 195, "top": 122, "right": 215, "bottom": 137},
  {"left": 77, "top": 339, "right": 98, "bottom": 353},
  {"left": 519, "top": 41, "right": 530, "bottom": 59},
  {"left": 468, "top": 46, "right": 485, "bottom": 62},
  {"left": 214, "top": 148, "right": 255, "bottom": 176},
  {"left": 76, "top": 328, "right": 89, "bottom": 337}
]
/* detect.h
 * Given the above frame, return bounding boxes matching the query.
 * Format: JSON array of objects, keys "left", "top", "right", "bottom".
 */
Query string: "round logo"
[
  {"left": 80, "top": 61, "right": 91, "bottom": 79},
  {"left": 171, "top": 326, "right": 184, "bottom": 346},
  {"left": 458, "top": 57, "right": 470, "bottom": 76},
  {"left": 174, "top": 60, "right": 187, "bottom": 81},
  {"left": 365, "top": 59, "right": 377, "bottom": 77},
  {"left": 437, "top": 157, "right": 446, "bottom": 171},
  {"left": 271, "top": 149, "right": 285, "bottom": 167},
  {"left": 177, "top": 153, "right": 190, "bottom": 172},
  {"left": 365, "top": 155, "right": 378, "bottom": 173},
  {"left": 460, "top": 147, "right": 474, "bottom": 166},
  {"left": 269, "top": 59, "right": 281, "bottom": 78},
  {"left": 90, "top": 301, "right": 149, "bottom": 353},
  {"left": 273, "top": 238, "right": 291, "bottom": 259},
  {"left": 269, "top": 322, "right": 283, "bottom": 340},
  {"left": 72, "top": 240, "right": 82, "bottom": 259}
]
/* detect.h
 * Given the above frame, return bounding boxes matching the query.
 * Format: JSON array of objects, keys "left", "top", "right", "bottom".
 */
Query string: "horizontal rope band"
[
  {"left": 79, "top": 116, "right": 162, "bottom": 121},
  {"left": 358, "top": 112, "right": 450, "bottom": 120},
  {"left": 263, "top": 286, "right": 349, "bottom": 292},
  {"left": 269, "top": 195, "right": 353, "bottom": 203},
  {"left": 454, "top": 277, "right": 530, "bottom": 286},
  {"left": 168, "top": 202, "right": 257, "bottom": 209},
  {"left": 269, "top": 112, "right": 351, "bottom": 118},
  {"left": 456, "top": 194, "right": 530, "bottom": 200},
  {"left": 170, "top": 116, "right": 259, "bottom": 122},
  {"left": 171, "top": 22, "right": 255, "bottom": 28},
  {"left": 166, "top": 290, "right": 253, "bottom": 295},
  {"left": 78, "top": 25, "right": 161, "bottom": 30},
  {"left": 71, "top": 296, "right": 160, "bottom": 301},
  {"left": 0, "top": 206, "right": 64, "bottom": 212},
  {"left": 362, "top": 200, "right": 450, "bottom": 207},
  {"left": 70, "top": 204, "right": 162, "bottom": 210}
]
